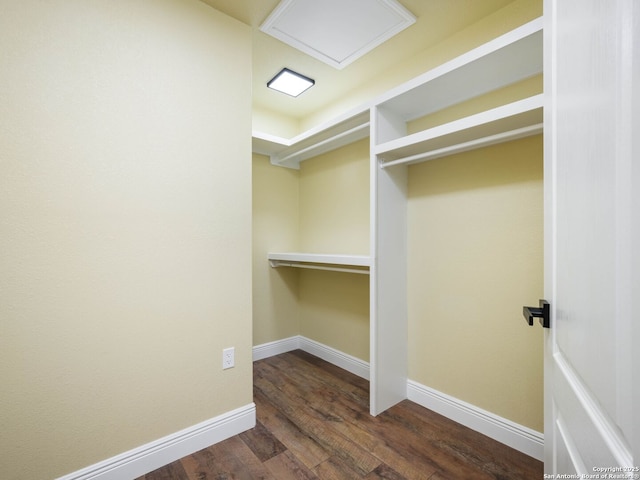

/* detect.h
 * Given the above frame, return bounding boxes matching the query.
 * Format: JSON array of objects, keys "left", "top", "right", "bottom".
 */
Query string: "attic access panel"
[{"left": 260, "top": 0, "right": 416, "bottom": 69}]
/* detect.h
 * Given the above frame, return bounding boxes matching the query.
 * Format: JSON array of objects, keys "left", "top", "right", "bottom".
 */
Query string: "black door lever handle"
[{"left": 523, "top": 299, "right": 550, "bottom": 328}]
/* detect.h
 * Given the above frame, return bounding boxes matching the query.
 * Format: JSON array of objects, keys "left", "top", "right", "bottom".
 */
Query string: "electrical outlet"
[{"left": 222, "top": 347, "right": 234, "bottom": 370}]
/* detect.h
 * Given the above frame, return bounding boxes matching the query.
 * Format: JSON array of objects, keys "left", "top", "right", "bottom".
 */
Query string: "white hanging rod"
[
  {"left": 379, "top": 123, "right": 543, "bottom": 169},
  {"left": 276, "top": 122, "right": 370, "bottom": 164},
  {"left": 269, "top": 261, "right": 370, "bottom": 275}
]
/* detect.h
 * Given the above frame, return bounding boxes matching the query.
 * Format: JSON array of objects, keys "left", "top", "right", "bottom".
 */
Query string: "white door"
[{"left": 544, "top": 0, "right": 639, "bottom": 475}]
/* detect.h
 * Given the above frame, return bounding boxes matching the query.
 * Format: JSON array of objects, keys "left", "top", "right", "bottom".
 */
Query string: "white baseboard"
[
  {"left": 253, "top": 336, "right": 370, "bottom": 380},
  {"left": 298, "top": 336, "right": 370, "bottom": 380},
  {"left": 407, "top": 380, "right": 544, "bottom": 461},
  {"left": 252, "top": 336, "right": 300, "bottom": 361},
  {"left": 57, "top": 403, "right": 256, "bottom": 480},
  {"left": 253, "top": 337, "right": 543, "bottom": 461}
]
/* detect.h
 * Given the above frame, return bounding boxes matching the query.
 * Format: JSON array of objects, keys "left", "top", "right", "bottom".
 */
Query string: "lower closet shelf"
[{"left": 267, "top": 252, "right": 371, "bottom": 275}]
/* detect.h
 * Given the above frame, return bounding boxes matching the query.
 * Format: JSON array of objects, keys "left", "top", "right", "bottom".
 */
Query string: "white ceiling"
[{"left": 200, "top": 0, "right": 517, "bottom": 124}]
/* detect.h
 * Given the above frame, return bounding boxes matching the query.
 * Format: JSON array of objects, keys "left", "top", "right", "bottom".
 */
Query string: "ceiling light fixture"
[{"left": 267, "top": 68, "right": 315, "bottom": 97}]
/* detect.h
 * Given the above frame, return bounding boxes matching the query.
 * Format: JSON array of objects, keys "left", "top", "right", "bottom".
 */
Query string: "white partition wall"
[{"left": 370, "top": 106, "right": 409, "bottom": 413}]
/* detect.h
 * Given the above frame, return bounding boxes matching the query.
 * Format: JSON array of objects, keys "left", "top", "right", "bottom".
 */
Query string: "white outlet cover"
[{"left": 222, "top": 347, "right": 235, "bottom": 369}]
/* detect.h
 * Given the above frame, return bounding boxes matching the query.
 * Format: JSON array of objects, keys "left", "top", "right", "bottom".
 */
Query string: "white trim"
[
  {"left": 252, "top": 336, "right": 300, "bottom": 361},
  {"left": 56, "top": 403, "right": 256, "bottom": 480},
  {"left": 253, "top": 336, "right": 370, "bottom": 380},
  {"left": 298, "top": 336, "right": 370, "bottom": 381},
  {"left": 407, "top": 380, "right": 544, "bottom": 461}
]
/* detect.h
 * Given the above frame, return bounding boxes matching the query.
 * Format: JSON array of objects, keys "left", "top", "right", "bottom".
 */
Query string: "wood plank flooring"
[{"left": 137, "top": 350, "right": 542, "bottom": 479}]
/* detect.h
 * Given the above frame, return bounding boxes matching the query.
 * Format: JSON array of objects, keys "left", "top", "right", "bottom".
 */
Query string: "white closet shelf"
[
  {"left": 253, "top": 109, "right": 370, "bottom": 169},
  {"left": 268, "top": 252, "right": 371, "bottom": 274},
  {"left": 252, "top": 131, "right": 290, "bottom": 157},
  {"left": 375, "top": 94, "right": 543, "bottom": 167},
  {"left": 374, "top": 18, "right": 543, "bottom": 124}
]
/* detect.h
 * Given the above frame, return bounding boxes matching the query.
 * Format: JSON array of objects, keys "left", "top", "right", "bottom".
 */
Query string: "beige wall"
[
  {"left": 252, "top": 154, "right": 300, "bottom": 346},
  {"left": 253, "top": 107, "right": 301, "bottom": 140},
  {"left": 299, "top": 270, "right": 370, "bottom": 361},
  {"left": 299, "top": 139, "right": 370, "bottom": 255},
  {"left": 0, "top": 2, "right": 252, "bottom": 479},
  {"left": 407, "top": 135, "right": 544, "bottom": 431},
  {"left": 253, "top": 140, "right": 371, "bottom": 360},
  {"left": 298, "top": 139, "right": 371, "bottom": 361}
]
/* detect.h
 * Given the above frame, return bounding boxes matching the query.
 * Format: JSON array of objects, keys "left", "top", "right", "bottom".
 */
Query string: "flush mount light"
[{"left": 267, "top": 68, "right": 315, "bottom": 97}]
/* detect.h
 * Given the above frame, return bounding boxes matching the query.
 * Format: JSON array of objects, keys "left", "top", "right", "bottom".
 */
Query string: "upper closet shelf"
[
  {"left": 376, "top": 94, "right": 543, "bottom": 167},
  {"left": 374, "top": 18, "right": 543, "bottom": 126},
  {"left": 268, "top": 252, "right": 371, "bottom": 275},
  {"left": 252, "top": 131, "right": 290, "bottom": 157},
  {"left": 253, "top": 109, "right": 370, "bottom": 170}
]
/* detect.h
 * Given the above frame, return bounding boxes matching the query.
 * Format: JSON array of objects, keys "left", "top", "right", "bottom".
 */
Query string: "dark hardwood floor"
[{"left": 138, "top": 350, "right": 542, "bottom": 479}]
